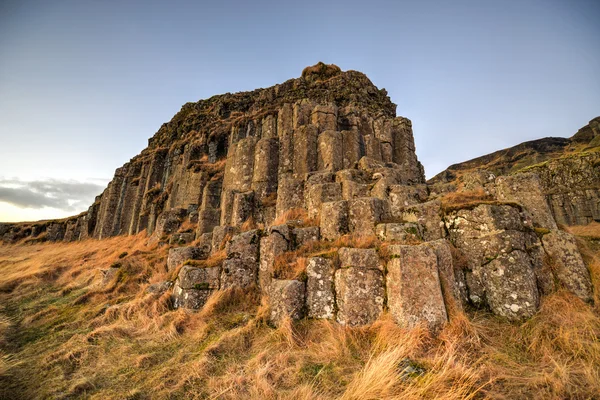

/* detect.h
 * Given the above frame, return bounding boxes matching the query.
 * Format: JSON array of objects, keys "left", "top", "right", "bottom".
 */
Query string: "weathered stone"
[
  {"left": 341, "top": 180, "right": 370, "bottom": 200},
  {"left": 177, "top": 265, "right": 221, "bottom": 290},
  {"left": 169, "top": 232, "right": 195, "bottom": 245},
  {"left": 389, "top": 185, "right": 429, "bottom": 216},
  {"left": 146, "top": 281, "right": 173, "bottom": 295},
  {"left": 496, "top": 173, "right": 558, "bottom": 230},
  {"left": 252, "top": 138, "right": 279, "bottom": 200},
  {"left": 348, "top": 197, "right": 390, "bottom": 236},
  {"left": 357, "top": 156, "right": 385, "bottom": 175},
  {"left": 363, "top": 135, "right": 382, "bottom": 161},
  {"left": 276, "top": 175, "right": 305, "bottom": 218},
  {"left": 46, "top": 222, "right": 66, "bottom": 242},
  {"left": 341, "top": 130, "right": 363, "bottom": 169},
  {"left": 306, "top": 182, "right": 342, "bottom": 219},
  {"left": 391, "top": 117, "right": 425, "bottom": 183},
  {"left": 172, "top": 282, "right": 212, "bottom": 309},
  {"left": 167, "top": 246, "right": 209, "bottom": 272},
  {"left": 259, "top": 233, "right": 290, "bottom": 290},
  {"left": 318, "top": 130, "right": 343, "bottom": 171},
  {"left": 338, "top": 247, "right": 382, "bottom": 271},
  {"left": 375, "top": 223, "right": 422, "bottom": 242},
  {"left": 294, "top": 226, "right": 320, "bottom": 247},
  {"left": 480, "top": 251, "right": 539, "bottom": 320},
  {"left": 335, "top": 267, "right": 384, "bottom": 326},
  {"left": 221, "top": 258, "right": 258, "bottom": 289},
  {"left": 269, "top": 280, "right": 306, "bottom": 325},
  {"left": 211, "top": 225, "right": 239, "bottom": 252},
  {"left": 542, "top": 230, "right": 593, "bottom": 302},
  {"left": 226, "top": 229, "right": 260, "bottom": 263},
  {"left": 320, "top": 201, "right": 349, "bottom": 240},
  {"left": 231, "top": 191, "right": 255, "bottom": 227},
  {"left": 278, "top": 103, "right": 294, "bottom": 175},
  {"left": 294, "top": 125, "right": 319, "bottom": 175},
  {"left": 401, "top": 200, "right": 444, "bottom": 241},
  {"left": 307, "top": 171, "right": 336, "bottom": 185},
  {"left": 423, "top": 240, "right": 468, "bottom": 309},
  {"left": 153, "top": 209, "right": 187, "bottom": 240},
  {"left": 387, "top": 245, "right": 448, "bottom": 330},
  {"left": 293, "top": 100, "right": 314, "bottom": 128},
  {"left": 197, "top": 208, "right": 221, "bottom": 235},
  {"left": 306, "top": 257, "right": 335, "bottom": 319},
  {"left": 261, "top": 114, "right": 277, "bottom": 139},
  {"left": 311, "top": 104, "right": 338, "bottom": 132}
]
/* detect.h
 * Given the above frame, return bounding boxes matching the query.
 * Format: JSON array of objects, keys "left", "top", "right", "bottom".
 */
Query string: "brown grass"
[
  {"left": 439, "top": 188, "right": 494, "bottom": 212},
  {"left": 272, "top": 208, "right": 319, "bottom": 227},
  {"left": 0, "top": 229, "right": 599, "bottom": 399}
]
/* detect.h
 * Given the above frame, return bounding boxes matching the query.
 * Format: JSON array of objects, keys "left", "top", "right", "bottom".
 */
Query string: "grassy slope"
[{"left": 0, "top": 227, "right": 599, "bottom": 399}]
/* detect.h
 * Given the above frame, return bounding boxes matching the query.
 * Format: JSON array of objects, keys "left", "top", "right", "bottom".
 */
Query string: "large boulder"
[
  {"left": 335, "top": 266, "right": 384, "bottom": 326},
  {"left": 167, "top": 246, "right": 209, "bottom": 272},
  {"left": 496, "top": 173, "right": 557, "bottom": 230},
  {"left": 306, "top": 257, "right": 336, "bottom": 319},
  {"left": 269, "top": 280, "right": 306, "bottom": 326},
  {"left": 386, "top": 245, "right": 448, "bottom": 330},
  {"left": 320, "top": 201, "right": 349, "bottom": 240},
  {"left": 542, "top": 230, "right": 593, "bottom": 302}
]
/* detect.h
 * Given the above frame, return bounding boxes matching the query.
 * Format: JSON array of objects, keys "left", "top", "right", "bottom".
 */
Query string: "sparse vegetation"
[{"left": 0, "top": 226, "right": 599, "bottom": 399}]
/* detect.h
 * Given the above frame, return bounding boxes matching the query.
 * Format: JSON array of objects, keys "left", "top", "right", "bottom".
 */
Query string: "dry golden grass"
[
  {"left": 439, "top": 188, "right": 495, "bottom": 212},
  {"left": 272, "top": 208, "right": 319, "bottom": 227},
  {"left": 0, "top": 229, "right": 599, "bottom": 399},
  {"left": 566, "top": 221, "right": 600, "bottom": 239}
]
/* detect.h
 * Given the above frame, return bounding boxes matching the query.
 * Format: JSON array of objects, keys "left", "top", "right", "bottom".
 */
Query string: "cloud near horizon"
[{"left": 0, "top": 178, "right": 106, "bottom": 212}]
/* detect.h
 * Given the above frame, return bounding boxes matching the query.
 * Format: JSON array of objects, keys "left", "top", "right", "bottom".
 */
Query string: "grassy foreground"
[{"left": 0, "top": 225, "right": 599, "bottom": 399}]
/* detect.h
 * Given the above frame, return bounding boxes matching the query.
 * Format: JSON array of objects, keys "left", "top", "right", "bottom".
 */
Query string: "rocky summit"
[{"left": 0, "top": 64, "right": 597, "bottom": 329}]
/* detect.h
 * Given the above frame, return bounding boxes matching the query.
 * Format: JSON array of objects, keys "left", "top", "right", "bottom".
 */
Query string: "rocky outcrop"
[{"left": 2, "top": 65, "right": 595, "bottom": 334}]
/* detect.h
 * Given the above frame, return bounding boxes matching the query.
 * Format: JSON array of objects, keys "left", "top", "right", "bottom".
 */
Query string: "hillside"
[{"left": 1, "top": 65, "right": 599, "bottom": 399}]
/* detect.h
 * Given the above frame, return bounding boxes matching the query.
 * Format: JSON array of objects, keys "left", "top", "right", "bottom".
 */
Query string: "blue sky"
[{"left": 0, "top": 0, "right": 599, "bottom": 222}]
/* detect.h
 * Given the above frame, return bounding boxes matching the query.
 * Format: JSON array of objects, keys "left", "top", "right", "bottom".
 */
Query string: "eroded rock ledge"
[{"left": 1, "top": 64, "right": 594, "bottom": 331}]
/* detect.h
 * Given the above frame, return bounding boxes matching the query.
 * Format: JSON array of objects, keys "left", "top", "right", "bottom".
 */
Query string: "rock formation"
[{"left": 1, "top": 64, "right": 595, "bottom": 331}]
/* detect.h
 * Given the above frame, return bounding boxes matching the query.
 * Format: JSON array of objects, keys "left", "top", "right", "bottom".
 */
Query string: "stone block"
[
  {"left": 172, "top": 283, "right": 212, "bottom": 309},
  {"left": 167, "top": 246, "right": 209, "bottom": 272},
  {"left": 231, "top": 191, "right": 255, "bottom": 227},
  {"left": 306, "top": 182, "right": 343, "bottom": 219},
  {"left": 320, "top": 200, "right": 349, "bottom": 240},
  {"left": 177, "top": 265, "right": 221, "bottom": 290},
  {"left": 259, "top": 233, "right": 290, "bottom": 291},
  {"left": 294, "top": 226, "right": 320, "bottom": 247},
  {"left": 211, "top": 225, "right": 239, "bottom": 252},
  {"left": 269, "top": 280, "right": 306, "bottom": 326},
  {"left": 496, "top": 173, "right": 558, "bottom": 230},
  {"left": 293, "top": 125, "right": 319, "bottom": 175},
  {"left": 252, "top": 138, "right": 279, "bottom": 200},
  {"left": 276, "top": 175, "right": 306, "bottom": 218},
  {"left": 348, "top": 197, "right": 390, "bottom": 236},
  {"left": 221, "top": 258, "right": 258, "bottom": 289},
  {"left": 341, "top": 180, "right": 370, "bottom": 200},
  {"left": 226, "top": 229, "right": 260, "bottom": 263},
  {"left": 338, "top": 247, "right": 382, "bottom": 271},
  {"left": 386, "top": 245, "right": 448, "bottom": 330},
  {"left": 480, "top": 250, "right": 539, "bottom": 320},
  {"left": 401, "top": 200, "right": 444, "bottom": 241},
  {"left": 311, "top": 104, "right": 338, "bottom": 132},
  {"left": 375, "top": 223, "right": 422, "bottom": 242},
  {"left": 335, "top": 267, "right": 384, "bottom": 326},
  {"left": 542, "top": 230, "right": 593, "bottom": 302},
  {"left": 318, "top": 130, "right": 343, "bottom": 171},
  {"left": 341, "top": 130, "right": 363, "bottom": 169},
  {"left": 306, "top": 257, "right": 335, "bottom": 319},
  {"left": 388, "top": 185, "right": 428, "bottom": 216}
]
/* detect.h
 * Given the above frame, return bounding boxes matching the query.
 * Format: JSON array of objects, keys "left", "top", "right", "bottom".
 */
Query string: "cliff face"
[
  {"left": 0, "top": 63, "right": 423, "bottom": 244},
  {"left": 430, "top": 117, "right": 600, "bottom": 226},
  {"left": 0, "top": 65, "right": 595, "bottom": 331}
]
